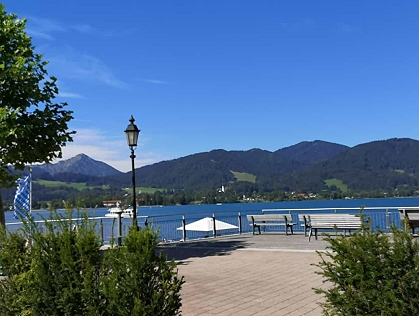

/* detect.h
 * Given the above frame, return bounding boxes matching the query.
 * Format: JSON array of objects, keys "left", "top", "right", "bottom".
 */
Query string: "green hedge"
[
  {"left": 314, "top": 214, "right": 419, "bottom": 315},
  {"left": 0, "top": 205, "right": 184, "bottom": 315}
]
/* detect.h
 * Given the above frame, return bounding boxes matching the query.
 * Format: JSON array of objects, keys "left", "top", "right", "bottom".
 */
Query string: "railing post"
[
  {"left": 238, "top": 212, "right": 242, "bottom": 234},
  {"left": 212, "top": 213, "right": 217, "bottom": 238},
  {"left": 182, "top": 215, "right": 187, "bottom": 241},
  {"left": 144, "top": 217, "right": 148, "bottom": 227},
  {"left": 99, "top": 219, "right": 104, "bottom": 243},
  {"left": 116, "top": 210, "right": 122, "bottom": 246},
  {"left": 386, "top": 209, "right": 390, "bottom": 232}
]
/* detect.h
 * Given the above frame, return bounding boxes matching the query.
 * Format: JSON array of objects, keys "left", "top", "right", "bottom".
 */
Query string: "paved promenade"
[{"left": 159, "top": 234, "right": 330, "bottom": 316}]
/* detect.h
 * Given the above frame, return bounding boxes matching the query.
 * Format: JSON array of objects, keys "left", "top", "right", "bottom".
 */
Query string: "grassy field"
[
  {"left": 34, "top": 180, "right": 108, "bottom": 190},
  {"left": 231, "top": 171, "right": 256, "bottom": 183},
  {"left": 35, "top": 180, "right": 161, "bottom": 193},
  {"left": 324, "top": 178, "right": 348, "bottom": 193}
]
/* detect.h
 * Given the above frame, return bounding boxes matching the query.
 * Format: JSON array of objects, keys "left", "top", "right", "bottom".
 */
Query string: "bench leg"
[
  {"left": 308, "top": 228, "right": 312, "bottom": 242},
  {"left": 315, "top": 229, "right": 318, "bottom": 240},
  {"left": 289, "top": 225, "right": 294, "bottom": 235}
]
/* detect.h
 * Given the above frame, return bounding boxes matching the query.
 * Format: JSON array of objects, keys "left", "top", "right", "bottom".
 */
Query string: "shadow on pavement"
[{"left": 157, "top": 237, "right": 249, "bottom": 265}]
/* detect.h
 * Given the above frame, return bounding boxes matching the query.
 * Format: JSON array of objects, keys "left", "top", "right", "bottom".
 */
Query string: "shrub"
[
  {"left": 100, "top": 225, "right": 184, "bottom": 315},
  {"left": 314, "top": 215, "right": 419, "bottom": 315},
  {"left": 0, "top": 205, "right": 184, "bottom": 315}
]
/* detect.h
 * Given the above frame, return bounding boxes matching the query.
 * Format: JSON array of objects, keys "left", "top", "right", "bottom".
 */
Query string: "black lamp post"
[{"left": 125, "top": 115, "right": 140, "bottom": 228}]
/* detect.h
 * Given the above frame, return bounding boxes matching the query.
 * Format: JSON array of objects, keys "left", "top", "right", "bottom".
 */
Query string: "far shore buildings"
[{"left": 102, "top": 200, "right": 121, "bottom": 207}]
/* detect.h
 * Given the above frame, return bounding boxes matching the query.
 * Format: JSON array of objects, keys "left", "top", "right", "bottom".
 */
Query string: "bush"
[
  {"left": 0, "top": 205, "right": 184, "bottom": 315},
  {"left": 314, "top": 215, "right": 419, "bottom": 315},
  {"left": 100, "top": 225, "right": 184, "bottom": 315}
]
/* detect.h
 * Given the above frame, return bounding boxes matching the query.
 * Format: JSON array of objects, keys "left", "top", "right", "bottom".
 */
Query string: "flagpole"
[{"left": 29, "top": 166, "right": 32, "bottom": 215}]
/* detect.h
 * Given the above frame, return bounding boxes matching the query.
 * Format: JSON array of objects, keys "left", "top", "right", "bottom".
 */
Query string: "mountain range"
[{"left": 29, "top": 138, "right": 419, "bottom": 193}]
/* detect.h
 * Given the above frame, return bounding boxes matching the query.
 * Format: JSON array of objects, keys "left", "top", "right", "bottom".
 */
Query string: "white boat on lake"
[{"left": 105, "top": 205, "right": 135, "bottom": 218}]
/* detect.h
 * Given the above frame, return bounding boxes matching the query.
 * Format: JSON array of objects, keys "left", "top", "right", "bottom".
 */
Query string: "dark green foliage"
[
  {"left": 0, "top": 4, "right": 74, "bottom": 226},
  {"left": 0, "top": 208, "right": 103, "bottom": 315},
  {"left": 314, "top": 216, "right": 419, "bottom": 315},
  {"left": 100, "top": 224, "right": 184, "bottom": 315},
  {"left": 0, "top": 205, "right": 184, "bottom": 315},
  {"left": 0, "top": 4, "right": 74, "bottom": 187}
]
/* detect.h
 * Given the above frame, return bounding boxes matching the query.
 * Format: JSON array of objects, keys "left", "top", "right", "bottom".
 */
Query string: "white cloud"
[
  {"left": 71, "top": 24, "right": 120, "bottom": 37},
  {"left": 58, "top": 129, "right": 161, "bottom": 172},
  {"left": 50, "top": 54, "right": 127, "bottom": 89},
  {"left": 25, "top": 16, "right": 131, "bottom": 39},
  {"left": 58, "top": 91, "right": 85, "bottom": 99},
  {"left": 25, "top": 16, "right": 65, "bottom": 40},
  {"left": 24, "top": 17, "right": 127, "bottom": 89},
  {"left": 26, "top": 29, "right": 54, "bottom": 40}
]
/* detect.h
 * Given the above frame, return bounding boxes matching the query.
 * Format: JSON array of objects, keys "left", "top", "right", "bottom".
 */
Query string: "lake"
[
  {"left": 5, "top": 196, "right": 419, "bottom": 223},
  {"left": 5, "top": 197, "right": 418, "bottom": 243}
]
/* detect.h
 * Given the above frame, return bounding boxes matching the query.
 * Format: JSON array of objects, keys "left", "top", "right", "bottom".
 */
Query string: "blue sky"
[{"left": 5, "top": 1, "right": 419, "bottom": 172}]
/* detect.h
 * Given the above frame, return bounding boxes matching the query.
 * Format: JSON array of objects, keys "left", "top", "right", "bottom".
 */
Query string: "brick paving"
[{"left": 159, "top": 234, "right": 330, "bottom": 316}]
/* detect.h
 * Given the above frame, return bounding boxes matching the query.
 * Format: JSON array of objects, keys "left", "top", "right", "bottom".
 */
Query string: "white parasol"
[{"left": 176, "top": 217, "right": 238, "bottom": 232}]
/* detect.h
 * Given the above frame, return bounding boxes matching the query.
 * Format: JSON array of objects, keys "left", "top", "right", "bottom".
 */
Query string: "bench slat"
[{"left": 308, "top": 214, "right": 362, "bottom": 241}]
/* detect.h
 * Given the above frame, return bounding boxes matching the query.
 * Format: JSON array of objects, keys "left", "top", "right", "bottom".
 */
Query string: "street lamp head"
[{"left": 124, "top": 115, "right": 141, "bottom": 148}]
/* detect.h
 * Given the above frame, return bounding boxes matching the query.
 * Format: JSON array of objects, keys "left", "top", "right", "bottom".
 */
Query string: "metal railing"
[{"left": 5, "top": 206, "right": 409, "bottom": 243}]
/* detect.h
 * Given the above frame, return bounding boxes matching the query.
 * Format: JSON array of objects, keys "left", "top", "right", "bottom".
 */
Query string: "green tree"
[
  {"left": 0, "top": 4, "right": 74, "bottom": 225},
  {"left": 314, "top": 216, "right": 419, "bottom": 315}
]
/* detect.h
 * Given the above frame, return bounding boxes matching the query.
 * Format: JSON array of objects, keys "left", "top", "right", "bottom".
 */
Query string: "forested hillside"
[
  {"left": 96, "top": 140, "right": 347, "bottom": 190},
  {"left": 270, "top": 138, "right": 419, "bottom": 192},
  {"left": 6, "top": 138, "right": 419, "bottom": 209}
]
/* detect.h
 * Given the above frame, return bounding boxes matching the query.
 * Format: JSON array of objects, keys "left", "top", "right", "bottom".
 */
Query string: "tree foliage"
[
  {"left": 100, "top": 223, "right": 184, "bottom": 315},
  {"left": 314, "top": 216, "right": 419, "bottom": 315},
  {"left": 0, "top": 4, "right": 74, "bottom": 223},
  {"left": 0, "top": 205, "right": 184, "bottom": 315}
]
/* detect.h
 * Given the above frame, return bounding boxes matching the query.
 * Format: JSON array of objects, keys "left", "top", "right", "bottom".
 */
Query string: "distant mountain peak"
[
  {"left": 33, "top": 154, "right": 122, "bottom": 177},
  {"left": 72, "top": 153, "right": 92, "bottom": 161},
  {"left": 276, "top": 140, "right": 349, "bottom": 164}
]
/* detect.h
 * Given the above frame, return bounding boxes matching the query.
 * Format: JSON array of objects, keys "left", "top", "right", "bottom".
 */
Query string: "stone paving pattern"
[{"left": 159, "top": 234, "right": 331, "bottom": 316}]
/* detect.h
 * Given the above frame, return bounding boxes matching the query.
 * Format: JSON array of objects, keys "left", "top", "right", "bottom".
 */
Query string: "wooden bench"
[
  {"left": 246, "top": 214, "right": 295, "bottom": 235},
  {"left": 298, "top": 214, "right": 310, "bottom": 237},
  {"left": 399, "top": 208, "right": 419, "bottom": 234},
  {"left": 308, "top": 214, "right": 362, "bottom": 241}
]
